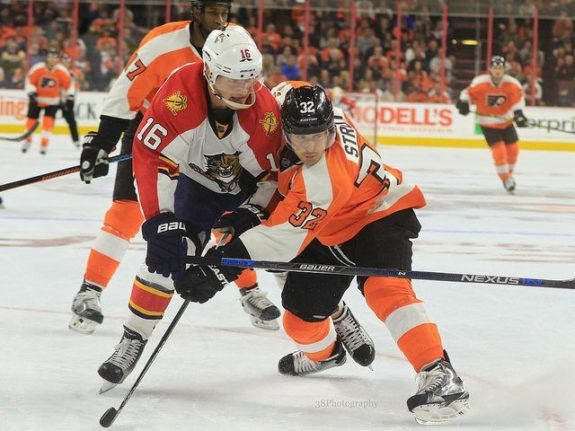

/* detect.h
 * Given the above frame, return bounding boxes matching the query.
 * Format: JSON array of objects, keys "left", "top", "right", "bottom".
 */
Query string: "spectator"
[{"left": 279, "top": 54, "right": 301, "bottom": 80}]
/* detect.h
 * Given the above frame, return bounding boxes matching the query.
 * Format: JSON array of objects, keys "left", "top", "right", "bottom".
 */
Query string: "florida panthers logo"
[{"left": 189, "top": 152, "right": 242, "bottom": 192}]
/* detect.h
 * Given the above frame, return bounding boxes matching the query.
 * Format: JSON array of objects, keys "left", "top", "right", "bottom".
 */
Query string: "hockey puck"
[{"left": 99, "top": 407, "right": 118, "bottom": 428}]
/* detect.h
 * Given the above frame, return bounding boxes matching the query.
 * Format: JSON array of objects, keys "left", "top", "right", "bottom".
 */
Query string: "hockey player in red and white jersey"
[
  {"left": 69, "top": 0, "right": 280, "bottom": 335},
  {"left": 96, "top": 25, "right": 284, "bottom": 390},
  {"left": 175, "top": 85, "right": 470, "bottom": 425}
]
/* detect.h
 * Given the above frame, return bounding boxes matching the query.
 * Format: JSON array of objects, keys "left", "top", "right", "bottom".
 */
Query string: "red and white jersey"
[
  {"left": 133, "top": 62, "right": 282, "bottom": 222},
  {"left": 25, "top": 62, "right": 72, "bottom": 107},
  {"left": 239, "top": 108, "right": 426, "bottom": 262},
  {"left": 101, "top": 21, "right": 202, "bottom": 120},
  {"left": 460, "top": 74, "right": 525, "bottom": 129}
]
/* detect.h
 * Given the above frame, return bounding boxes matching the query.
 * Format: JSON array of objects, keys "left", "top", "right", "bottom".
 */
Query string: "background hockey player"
[
  {"left": 96, "top": 26, "right": 283, "bottom": 391},
  {"left": 22, "top": 46, "right": 72, "bottom": 155},
  {"left": 456, "top": 55, "right": 528, "bottom": 193},
  {"left": 69, "top": 0, "right": 280, "bottom": 335},
  {"left": 59, "top": 53, "right": 80, "bottom": 148},
  {"left": 175, "top": 85, "right": 470, "bottom": 425}
]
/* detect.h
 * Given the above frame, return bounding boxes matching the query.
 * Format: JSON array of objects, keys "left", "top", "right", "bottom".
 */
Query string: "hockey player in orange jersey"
[
  {"left": 69, "top": 0, "right": 280, "bottom": 335},
  {"left": 175, "top": 85, "right": 470, "bottom": 425},
  {"left": 22, "top": 47, "right": 72, "bottom": 155},
  {"left": 456, "top": 55, "right": 528, "bottom": 193}
]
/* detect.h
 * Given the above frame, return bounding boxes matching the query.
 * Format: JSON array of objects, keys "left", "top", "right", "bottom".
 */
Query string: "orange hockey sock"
[
  {"left": 490, "top": 141, "right": 510, "bottom": 181},
  {"left": 283, "top": 311, "right": 336, "bottom": 361},
  {"left": 235, "top": 269, "right": 257, "bottom": 289},
  {"left": 84, "top": 200, "right": 144, "bottom": 288},
  {"left": 364, "top": 277, "right": 443, "bottom": 372},
  {"left": 506, "top": 142, "right": 519, "bottom": 174},
  {"left": 40, "top": 116, "right": 54, "bottom": 148}
]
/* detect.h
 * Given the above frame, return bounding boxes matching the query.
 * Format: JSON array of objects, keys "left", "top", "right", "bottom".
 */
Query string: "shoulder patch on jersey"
[
  {"left": 164, "top": 90, "right": 188, "bottom": 116},
  {"left": 260, "top": 111, "right": 279, "bottom": 136}
]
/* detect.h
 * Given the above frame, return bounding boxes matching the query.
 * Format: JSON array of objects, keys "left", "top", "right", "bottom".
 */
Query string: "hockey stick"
[
  {"left": 99, "top": 300, "right": 190, "bottom": 428},
  {"left": 99, "top": 235, "right": 230, "bottom": 428},
  {"left": 0, "top": 121, "right": 40, "bottom": 142},
  {"left": 469, "top": 110, "right": 575, "bottom": 134},
  {"left": 187, "top": 256, "right": 575, "bottom": 289},
  {"left": 0, "top": 153, "right": 132, "bottom": 192}
]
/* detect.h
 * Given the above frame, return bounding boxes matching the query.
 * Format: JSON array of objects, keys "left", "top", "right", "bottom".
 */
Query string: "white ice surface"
[{"left": 1, "top": 137, "right": 574, "bottom": 431}]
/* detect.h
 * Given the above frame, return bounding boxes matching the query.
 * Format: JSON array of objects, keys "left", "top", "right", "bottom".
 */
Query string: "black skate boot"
[
  {"left": 332, "top": 302, "right": 375, "bottom": 367},
  {"left": 69, "top": 281, "right": 104, "bottom": 335},
  {"left": 407, "top": 351, "right": 470, "bottom": 425},
  {"left": 98, "top": 326, "right": 147, "bottom": 393},
  {"left": 240, "top": 285, "right": 281, "bottom": 330},
  {"left": 278, "top": 340, "right": 347, "bottom": 376}
]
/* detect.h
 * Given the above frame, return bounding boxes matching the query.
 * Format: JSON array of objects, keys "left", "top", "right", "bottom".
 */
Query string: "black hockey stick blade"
[
  {"left": 187, "top": 256, "right": 575, "bottom": 289},
  {"left": 0, "top": 153, "right": 132, "bottom": 192},
  {"left": 99, "top": 407, "right": 118, "bottom": 428},
  {"left": 0, "top": 121, "right": 39, "bottom": 142}
]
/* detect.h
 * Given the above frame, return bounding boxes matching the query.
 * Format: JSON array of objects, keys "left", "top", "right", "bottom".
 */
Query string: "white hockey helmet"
[{"left": 202, "top": 25, "right": 263, "bottom": 109}]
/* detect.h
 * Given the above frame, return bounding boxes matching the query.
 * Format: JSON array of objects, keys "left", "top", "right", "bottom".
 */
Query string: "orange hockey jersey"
[
  {"left": 238, "top": 108, "right": 426, "bottom": 262},
  {"left": 460, "top": 74, "right": 525, "bottom": 129},
  {"left": 101, "top": 20, "right": 203, "bottom": 120},
  {"left": 25, "top": 62, "right": 72, "bottom": 107}
]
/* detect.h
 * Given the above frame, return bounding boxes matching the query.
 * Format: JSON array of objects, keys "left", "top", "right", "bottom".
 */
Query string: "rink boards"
[{"left": 1, "top": 89, "right": 574, "bottom": 151}]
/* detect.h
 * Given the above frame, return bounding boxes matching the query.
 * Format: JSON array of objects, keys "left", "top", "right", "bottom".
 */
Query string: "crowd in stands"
[{"left": 0, "top": 0, "right": 573, "bottom": 107}]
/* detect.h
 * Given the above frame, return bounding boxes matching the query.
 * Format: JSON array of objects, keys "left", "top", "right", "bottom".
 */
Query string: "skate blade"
[
  {"left": 68, "top": 315, "right": 98, "bottom": 335},
  {"left": 250, "top": 316, "right": 280, "bottom": 331},
  {"left": 413, "top": 397, "right": 470, "bottom": 425},
  {"left": 99, "top": 380, "right": 118, "bottom": 395}
]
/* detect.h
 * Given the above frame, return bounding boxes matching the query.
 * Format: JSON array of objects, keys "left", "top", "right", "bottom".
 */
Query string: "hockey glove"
[
  {"left": 456, "top": 100, "right": 470, "bottom": 116},
  {"left": 174, "top": 244, "right": 245, "bottom": 303},
  {"left": 141, "top": 212, "right": 189, "bottom": 280},
  {"left": 212, "top": 204, "right": 269, "bottom": 237},
  {"left": 513, "top": 110, "right": 529, "bottom": 128},
  {"left": 80, "top": 131, "right": 109, "bottom": 183}
]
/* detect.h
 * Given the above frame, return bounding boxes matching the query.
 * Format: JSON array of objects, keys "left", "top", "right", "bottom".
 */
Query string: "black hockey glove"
[
  {"left": 513, "top": 110, "right": 529, "bottom": 128},
  {"left": 28, "top": 92, "right": 37, "bottom": 105},
  {"left": 174, "top": 243, "right": 246, "bottom": 303},
  {"left": 212, "top": 203, "right": 268, "bottom": 237},
  {"left": 456, "top": 100, "right": 470, "bottom": 116},
  {"left": 141, "top": 212, "right": 189, "bottom": 280},
  {"left": 80, "top": 131, "right": 109, "bottom": 184}
]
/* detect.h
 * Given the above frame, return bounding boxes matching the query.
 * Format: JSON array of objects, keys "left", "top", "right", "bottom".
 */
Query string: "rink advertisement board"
[{"left": 1, "top": 89, "right": 574, "bottom": 151}]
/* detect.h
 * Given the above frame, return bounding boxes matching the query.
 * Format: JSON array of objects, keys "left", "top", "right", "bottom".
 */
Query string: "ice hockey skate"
[
  {"left": 332, "top": 302, "right": 375, "bottom": 367},
  {"left": 69, "top": 281, "right": 104, "bottom": 335},
  {"left": 21, "top": 140, "right": 32, "bottom": 153},
  {"left": 278, "top": 340, "right": 347, "bottom": 376},
  {"left": 503, "top": 177, "right": 516, "bottom": 194},
  {"left": 239, "top": 285, "right": 281, "bottom": 330},
  {"left": 98, "top": 326, "right": 147, "bottom": 393},
  {"left": 407, "top": 352, "right": 470, "bottom": 425}
]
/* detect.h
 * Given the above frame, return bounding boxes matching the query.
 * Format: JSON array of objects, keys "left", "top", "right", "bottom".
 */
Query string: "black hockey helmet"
[
  {"left": 191, "top": 0, "right": 232, "bottom": 8},
  {"left": 490, "top": 55, "right": 505, "bottom": 67},
  {"left": 281, "top": 85, "right": 335, "bottom": 149}
]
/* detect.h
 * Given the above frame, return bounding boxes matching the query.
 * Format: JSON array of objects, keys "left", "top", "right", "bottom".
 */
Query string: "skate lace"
[
  {"left": 243, "top": 287, "right": 273, "bottom": 311},
  {"left": 417, "top": 363, "right": 446, "bottom": 394},
  {"left": 74, "top": 290, "right": 101, "bottom": 313},
  {"left": 109, "top": 337, "right": 143, "bottom": 369},
  {"left": 293, "top": 351, "right": 318, "bottom": 374},
  {"left": 334, "top": 309, "right": 371, "bottom": 352}
]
